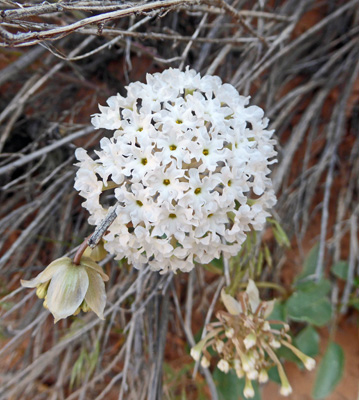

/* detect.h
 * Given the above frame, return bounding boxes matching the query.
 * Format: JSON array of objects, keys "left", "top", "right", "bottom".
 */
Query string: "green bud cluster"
[{"left": 191, "top": 287, "right": 315, "bottom": 398}]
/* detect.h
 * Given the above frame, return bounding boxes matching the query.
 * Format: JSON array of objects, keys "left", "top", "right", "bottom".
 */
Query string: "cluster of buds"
[{"left": 191, "top": 280, "right": 315, "bottom": 398}]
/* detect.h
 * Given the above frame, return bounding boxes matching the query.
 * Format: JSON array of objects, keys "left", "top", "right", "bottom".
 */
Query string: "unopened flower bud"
[
  {"left": 280, "top": 383, "right": 293, "bottom": 396},
  {"left": 216, "top": 339, "right": 224, "bottom": 353},
  {"left": 304, "top": 357, "right": 316, "bottom": 371},
  {"left": 243, "top": 378, "right": 255, "bottom": 398},
  {"left": 83, "top": 240, "right": 108, "bottom": 262},
  {"left": 233, "top": 359, "right": 241, "bottom": 370},
  {"left": 269, "top": 339, "right": 281, "bottom": 349},
  {"left": 278, "top": 365, "right": 292, "bottom": 397},
  {"left": 35, "top": 282, "right": 49, "bottom": 299},
  {"left": 225, "top": 327, "right": 235, "bottom": 338},
  {"left": 247, "top": 369, "right": 258, "bottom": 380},
  {"left": 190, "top": 347, "right": 201, "bottom": 362},
  {"left": 217, "top": 359, "right": 230, "bottom": 373},
  {"left": 201, "top": 356, "right": 210, "bottom": 368},
  {"left": 281, "top": 340, "right": 316, "bottom": 371},
  {"left": 262, "top": 321, "right": 271, "bottom": 331},
  {"left": 244, "top": 332, "right": 256, "bottom": 349},
  {"left": 258, "top": 369, "right": 269, "bottom": 383},
  {"left": 240, "top": 354, "right": 251, "bottom": 372},
  {"left": 236, "top": 367, "right": 244, "bottom": 378}
]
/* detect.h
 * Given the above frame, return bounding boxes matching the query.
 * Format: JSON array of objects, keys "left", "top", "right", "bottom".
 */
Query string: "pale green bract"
[{"left": 21, "top": 257, "right": 109, "bottom": 322}]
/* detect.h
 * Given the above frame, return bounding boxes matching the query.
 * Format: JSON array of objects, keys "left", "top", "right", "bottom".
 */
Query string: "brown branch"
[{"left": 0, "top": 0, "right": 199, "bottom": 47}]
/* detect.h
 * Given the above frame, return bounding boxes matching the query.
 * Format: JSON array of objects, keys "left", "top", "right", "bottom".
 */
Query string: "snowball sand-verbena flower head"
[{"left": 74, "top": 67, "right": 277, "bottom": 273}]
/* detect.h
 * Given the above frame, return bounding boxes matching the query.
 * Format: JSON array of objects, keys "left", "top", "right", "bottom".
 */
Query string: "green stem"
[{"left": 237, "top": 281, "right": 287, "bottom": 295}]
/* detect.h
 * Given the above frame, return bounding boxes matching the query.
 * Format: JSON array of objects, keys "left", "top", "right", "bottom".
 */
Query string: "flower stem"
[
  {"left": 237, "top": 281, "right": 287, "bottom": 295},
  {"left": 73, "top": 236, "right": 90, "bottom": 265}
]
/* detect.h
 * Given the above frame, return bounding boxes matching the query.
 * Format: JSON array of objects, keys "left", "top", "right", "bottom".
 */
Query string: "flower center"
[
  {"left": 194, "top": 188, "right": 201, "bottom": 194},
  {"left": 136, "top": 200, "right": 143, "bottom": 207},
  {"left": 203, "top": 149, "right": 209, "bottom": 156},
  {"left": 169, "top": 144, "right": 177, "bottom": 151},
  {"left": 163, "top": 179, "right": 170, "bottom": 186},
  {"left": 228, "top": 180, "right": 232, "bottom": 187},
  {"left": 176, "top": 119, "right": 182, "bottom": 124},
  {"left": 169, "top": 213, "right": 177, "bottom": 219},
  {"left": 141, "top": 158, "right": 147, "bottom": 165}
]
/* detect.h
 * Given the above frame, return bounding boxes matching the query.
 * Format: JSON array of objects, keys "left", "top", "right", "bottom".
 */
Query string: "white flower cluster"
[{"left": 74, "top": 68, "right": 277, "bottom": 273}]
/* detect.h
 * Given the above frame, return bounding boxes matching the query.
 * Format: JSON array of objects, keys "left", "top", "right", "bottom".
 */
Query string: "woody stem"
[{"left": 73, "top": 203, "right": 119, "bottom": 265}]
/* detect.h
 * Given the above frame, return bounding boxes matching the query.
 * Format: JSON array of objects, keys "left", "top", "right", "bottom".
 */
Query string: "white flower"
[
  {"left": 21, "top": 257, "right": 109, "bottom": 322},
  {"left": 75, "top": 67, "right": 277, "bottom": 273}
]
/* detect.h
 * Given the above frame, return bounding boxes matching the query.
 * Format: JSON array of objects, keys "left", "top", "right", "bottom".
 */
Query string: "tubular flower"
[
  {"left": 190, "top": 280, "right": 316, "bottom": 398},
  {"left": 74, "top": 68, "right": 277, "bottom": 273},
  {"left": 21, "top": 257, "right": 109, "bottom": 322}
]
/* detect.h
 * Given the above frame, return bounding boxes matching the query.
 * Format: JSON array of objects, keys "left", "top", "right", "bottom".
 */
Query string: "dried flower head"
[
  {"left": 190, "top": 280, "right": 316, "bottom": 398},
  {"left": 75, "top": 68, "right": 277, "bottom": 273},
  {"left": 21, "top": 257, "right": 109, "bottom": 322}
]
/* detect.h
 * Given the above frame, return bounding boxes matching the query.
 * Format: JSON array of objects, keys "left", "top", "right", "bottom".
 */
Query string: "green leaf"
[
  {"left": 297, "top": 243, "right": 319, "bottom": 280},
  {"left": 267, "top": 366, "right": 281, "bottom": 384},
  {"left": 295, "top": 326, "right": 320, "bottom": 358},
  {"left": 331, "top": 261, "right": 349, "bottom": 280},
  {"left": 213, "top": 369, "right": 261, "bottom": 400},
  {"left": 268, "top": 218, "right": 290, "bottom": 248},
  {"left": 286, "top": 281, "right": 332, "bottom": 326},
  {"left": 214, "top": 370, "right": 243, "bottom": 400},
  {"left": 263, "top": 244, "right": 272, "bottom": 269},
  {"left": 294, "top": 279, "right": 331, "bottom": 296},
  {"left": 268, "top": 301, "right": 287, "bottom": 330},
  {"left": 312, "top": 342, "right": 344, "bottom": 399}
]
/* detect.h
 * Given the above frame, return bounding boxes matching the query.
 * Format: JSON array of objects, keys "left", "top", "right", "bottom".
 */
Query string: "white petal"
[
  {"left": 80, "top": 257, "right": 109, "bottom": 281},
  {"left": 46, "top": 265, "right": 89, "bottom": 322},
  {"left": 221, "top": 288, "right": 242, "bottom": 315},
  {"left": 21, "top": 257, "right": 73, "bottom": 288},
  {"left": 246, "top": 279, "right": 260, "bottom": 312},
  {"left": 84, "top": 268, "right": 107, "bottom": 320},
  {"left": 264, "top": 299, "right": 275, "bottom": 318}
]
